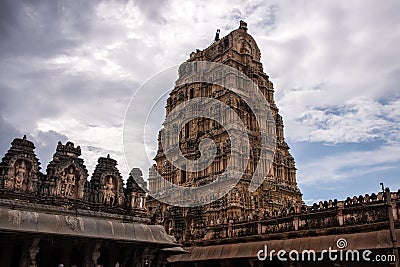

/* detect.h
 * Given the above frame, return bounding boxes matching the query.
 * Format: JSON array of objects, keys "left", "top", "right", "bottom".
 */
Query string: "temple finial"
[
  {"left": 215, "top": 29, "right": 220, "bottom": 41},
  {"left": 239, "top": 20, "right": 247, "bottom": 31}
]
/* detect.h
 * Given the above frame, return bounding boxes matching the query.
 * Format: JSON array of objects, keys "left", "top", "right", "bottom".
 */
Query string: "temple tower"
[
  {"left": 0, "top": 135, "right": 41, "bottom": 196},
  {"left": 148, "top": 21, "right": 302, "bottom": 242},
  {"left": 125, "top": 168, "right": 147, "bottom": 212},
  {"left": 45, "top": 141, "right": 88, "bottom": 200}
]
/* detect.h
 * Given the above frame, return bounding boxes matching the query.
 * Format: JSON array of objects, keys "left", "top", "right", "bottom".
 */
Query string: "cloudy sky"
[{"left": 0, "top": 0, "right": 399, "bottom": 204}]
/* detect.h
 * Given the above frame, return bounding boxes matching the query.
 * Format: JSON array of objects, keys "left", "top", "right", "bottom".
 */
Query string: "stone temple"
[
  {"left": 0, "top": 136, "right": 180, "bottom": 267},
  {"left": 0, "top": 21, "right": 399, "bottom": 267},
  {"left": 147, "top": 20, "right": 302, "bottom": 243},
  {"left": 149, "top": 22, "right": 302, "bottom": 241},
  {"left": 147, "top": 21, "right": 400, "bottom": 267}
]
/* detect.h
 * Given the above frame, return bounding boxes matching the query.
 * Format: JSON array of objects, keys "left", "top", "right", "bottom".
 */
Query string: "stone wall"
[{"left": 193, "top": 190, "right": 400, "bottom": 245}]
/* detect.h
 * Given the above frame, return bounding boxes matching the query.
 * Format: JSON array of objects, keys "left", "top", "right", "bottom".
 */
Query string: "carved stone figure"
[
  {"left": 0, "top": 136, "right": 38, "bottom": 193},
  {"left": 45, "top": 141, "right": 88, "bottom": 199},
  {"left": 14, "top": 161, "right": 27, "bottom": 191},
  {"left": 64, "top": 167, "right": 76, "bottom": 196},
  {"left": 54, "top": 175, "right": 63, "bottom": 196},
  {"left": 190, "top": 221, "right": 195, "bottom": 235},
  {"left": 103, "top": 176, "right": 115, "bottom": 205},
  {"left": 90, "top": 155, "right": 125, "bottom": 207}
]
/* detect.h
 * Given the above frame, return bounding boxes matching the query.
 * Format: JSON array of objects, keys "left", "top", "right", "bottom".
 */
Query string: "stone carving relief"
[
  {"left": 65, "top": 216, "right": 84, "bottom": 231},
  {"left": 126, "top": 168, "right": 147, "bottom": 210},
  {"left": 103, "top": 175, "right": 116, "bottom": 205},
  {"left": 16, "top": 160, "right": 27, "bottom": 190},
  {"left": 65, "top": 216, "right": 79, "bottom": 230},
  {"left": 6, "top": 159, "right": 34, "bottom": 192},
  {"left": 0, "top": 138, "right": 152, "bottom": 218},
  {"left": 240, "top": 39, "right": 252, "bottom": 55},
  {"left": 63, "top": 166, "right": 77, "bottom": 197},
  {"left": 0, "top": 136, "right": 40, "bottom": 194},
  {"left": 53, "top": 165, "right": 85, "bottom": 199},
  {"left": 130, "top": 192, "right": 146, "bottom": 209}
]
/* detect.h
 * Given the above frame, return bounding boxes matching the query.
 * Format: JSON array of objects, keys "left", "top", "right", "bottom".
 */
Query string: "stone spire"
[
  {"left": 125, "top": 168, "right": 147, "bottom": 211},
  {"left": 0, "top": 135, "right": 41, "bottom": 195},
  {"left": 147, "top": 21, "right": 302, "bottom": 242},
  {"left": 44, "top": 141, "right": 88, "bottom": 200},
  {"left": 89, "top": 155, "right": 125, "bottom": 207},
  {"left": 239, "top": 20, "right": 248, "bottom": 31}
]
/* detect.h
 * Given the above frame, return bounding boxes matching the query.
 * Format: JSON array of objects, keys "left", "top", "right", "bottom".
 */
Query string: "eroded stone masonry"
[
  {"left": 0, "top": 136, "right": 179, "bottom": 267},
  {"left": 147, "top": 20, "right": 302, "bottom": 243},
  {"left": 147, "top": 21, "right": 400, "bottom": 267},
  {"left": 0, "top": 136, "right": 147, "bottom": 212}
]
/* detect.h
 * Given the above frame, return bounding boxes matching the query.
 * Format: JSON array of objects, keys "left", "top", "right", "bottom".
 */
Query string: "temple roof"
[{"left": 0, "top": 204, "right": 177, "bottom": 246}]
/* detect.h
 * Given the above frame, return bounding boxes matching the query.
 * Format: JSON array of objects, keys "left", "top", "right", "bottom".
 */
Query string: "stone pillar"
[
  {"left": 29, "top": 238, "right": 40, "bottom": 267},
  {"left": 337, "top": 202, "right": 344, "bottom": 226},
  {"left": 293, "top": 216, "right": 299, "bottom": 230},
  {"left": 91, "top": 242, "right": 102, "bottom": 267},
  {"left": 21, "top": 238, "right": 40, "bottom": 267},
  {"left": 142, "top": 195, "right": 146, "bottom": 209},
  {"left": 392, "top": 201, "right": 398, "bottom": 221},
  {"left": 227, "top": 220, "right": 233, "bottom": 238},
  {"left": 83, "top": 242, "right": 102, "bottom": 267}
]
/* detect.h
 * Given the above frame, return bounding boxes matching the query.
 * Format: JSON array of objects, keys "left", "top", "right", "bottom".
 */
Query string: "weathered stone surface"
[
  {"left": 89, "top": 154, "right": 125, "bottom": 207},
  {"left": 0, "top": 205, "right": 177, "bottom": 244},
  {"left": 0, "top": 136, "right": 152, "bottom": 217},
  {"left": 148, "top": 20, "right": 302, "bottom": 243},
  {"left": 126, "top": 168, "right": 147, "bottom": 210},
  {"left": 0, "top": 138, "right": 179, "bottom": 267},
  {"left": 45, "top": 141, "right": 88, "bottom": 200},
  {"left": 0, "top": 135, "right": 41, "bottom": 195}
]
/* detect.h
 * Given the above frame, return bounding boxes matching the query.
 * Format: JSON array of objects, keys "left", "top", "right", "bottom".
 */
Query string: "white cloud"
[
  {"left": 286, "top": 98, "right": 400, "bottom": 143},
  {"left": 298, "top": 144, "right": 400, "bottom": 185},
  {"left": 256, "top": 1, "right": 400, "bottom": 145}
]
